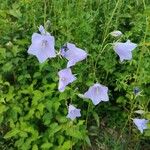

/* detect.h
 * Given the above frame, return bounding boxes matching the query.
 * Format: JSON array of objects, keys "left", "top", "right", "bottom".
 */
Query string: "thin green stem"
[
  {"left": 93, "top": 0, "right": 121, "bottom": 80},
  {"left": 102, "top": 0, "right": 121, "bottom": 40},
  {"left": 116, "top": 96, "right": 138, "bottom": 144},
  {"left": 44, "top": 0, "right": 47, "bottom": 27},
  {"left": 93, "top": 42, "right": 112, "bottom": 80},
  {"left": 135, "top": 0, "right": 148, "bottom": 83},
  {"left": 85, "top": 102, "right": 91, "bottom": 128}
]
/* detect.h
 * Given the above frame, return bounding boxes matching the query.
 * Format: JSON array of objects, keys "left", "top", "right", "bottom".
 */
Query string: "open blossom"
[
  {"left": 113, "top": 40, "right": 137, "bottom": 62},
  {"left": 60, "top": 43, "right": 87, "bottom": 68},
  {"left": 84, "top": 83, "right": 109, "bottom": 105},
  {"left": 28, "top": 25, "right": 56, "bottom": 63},
  {"left": 58, "top": 68, "right": 76, "bottom": 92},
  {"left": 133, "top": 118, "right": 149, "bottom": 133},
  {"left": 110, "top": 30, "right": 122, "bottom": 37},
  {"left": 67, "top": 104, "right": 81, "bottom": 120}
]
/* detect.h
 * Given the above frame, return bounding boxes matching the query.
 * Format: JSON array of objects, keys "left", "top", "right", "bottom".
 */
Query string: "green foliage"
[{"left": 0, "top": 0, "right": 150, "bottom": 149}]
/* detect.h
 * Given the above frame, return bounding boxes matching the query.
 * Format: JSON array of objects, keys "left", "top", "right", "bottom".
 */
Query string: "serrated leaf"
[
  {"left": 32, "top": 144, "right": 38, "bottom": 150},
  {"left": 4, "top": 128, "right": 20, "bottom": 139},
  {"left": 41, "top": 143, "right": 53, "bottom": 149}
]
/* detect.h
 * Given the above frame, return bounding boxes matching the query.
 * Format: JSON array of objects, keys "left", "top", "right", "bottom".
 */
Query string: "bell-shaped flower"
[
  {"left": 84, "top": 83, "right": 109, "bottom": 105},
  {"left": 113, "top": 40, "right": 137, "bottom": 62},
  {"left": 60, "top": 43, "right": 87, "bottom": 68},
  {"left": 28, "top": 25, "right": 56, "bottom": 63},
  {"left": 133, "top": 118, "right": 149, "bottom": 133},
  {"left": 58, "top": 68, "right": 76, "bottom": 92},
  {"left": 67, "top": 104, "right": 81, "bottom": 120},
  {"left": 110, "top": 30, "right": 122, "bottom": 37}
]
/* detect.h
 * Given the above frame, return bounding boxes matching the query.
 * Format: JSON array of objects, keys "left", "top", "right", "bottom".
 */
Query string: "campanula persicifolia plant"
[{"left": 1, "top": 1, "right": 150, "bottom": 150}]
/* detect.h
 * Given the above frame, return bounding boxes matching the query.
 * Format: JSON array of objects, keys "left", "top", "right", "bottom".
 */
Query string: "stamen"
[{"left": 41, "top": 40, "right": 48, "bottom": 48}]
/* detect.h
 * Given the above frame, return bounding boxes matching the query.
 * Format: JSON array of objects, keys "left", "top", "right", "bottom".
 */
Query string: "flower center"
[
  {"left": 41, "top": 40, "right": 48, "bottom": 48},
  {"left": 61, "top": 77, "right": 66, "bottom": 81}
]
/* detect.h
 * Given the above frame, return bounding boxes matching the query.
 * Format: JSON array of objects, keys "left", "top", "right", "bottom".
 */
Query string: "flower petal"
[
  {"left": 28, "top": 33, "right": 42, "bottom": 55},
  {"left": 43, "top": 35, "right": 56, "bottom": 58}
]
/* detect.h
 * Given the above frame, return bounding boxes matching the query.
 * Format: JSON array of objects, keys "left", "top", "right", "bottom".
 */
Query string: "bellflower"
[
  {"left": 58, "top": 68, "right": 76, "bottom": 92},
  {"left": 133, "top": 118, "right": 149, "bottom": 133},
  {"left": 133, "top": 87, "right": 140, "bottom": 95},
  {"left": 28, "top": 25, "right": 56, "bottom": 63},
  {"left": 84, "top": 83, "right": 109, "bottom": 105},
  {"left": 60, "top": 43, "right": 87, "bottom": 68},
  {"left": 113, "top": 40, "right": 137, "bottom": 62},
  {"left": 110, "top": 30, "right": 122, "bottom": 37},
  {"left": 67, "top": 104, "right": 81, "bottom": 120}
]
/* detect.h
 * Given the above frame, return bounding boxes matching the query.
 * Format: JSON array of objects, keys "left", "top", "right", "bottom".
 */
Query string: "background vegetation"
[{"left": 0, "top": 0, "right": 150, "bottom": 149}]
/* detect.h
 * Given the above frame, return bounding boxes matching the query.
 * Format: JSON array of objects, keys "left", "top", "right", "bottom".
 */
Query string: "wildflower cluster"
[{"left": 28, "top": 26, "right": 149, "bottom": 133}]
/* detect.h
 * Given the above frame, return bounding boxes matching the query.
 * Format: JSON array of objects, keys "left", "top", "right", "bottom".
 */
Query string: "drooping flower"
[
  {"left": 133, "top": 118, "right": 149, "bottom": 133},
  {"left": 58, "top": 68, "right": 76, "bottom": 92},
  {"left": 113, "top": 40, "right": 137, "bottom": 62},
  {"left": 84, "top": 83, "right": 109, "bottom": 105},
  {"left": 60, "top": 43, "right": 87, "bottom": 68},
  {"left": 28, "top": 25, "right": 56, "bottom": 63},
  {"left": 110, "top": 30, "right": 122, "bottom": 37},
  {"left": 133, "top": 87, "right": 140, "bottom": 95},
  {"left": 67, "top": 104, "right": 81, "bottom": 120}
]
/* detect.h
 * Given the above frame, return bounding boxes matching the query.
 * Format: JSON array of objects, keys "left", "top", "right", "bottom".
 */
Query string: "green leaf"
[
  {"left": 4, "top": 128, "right": 20, "bottom": 139},
  {"left": 85, "top": 136, "right": 92, "bottom": 147},
  {"left": 57, "top": 141, "right": 72, "bottom": 150},
  {"left": 92, "top": 112, "right": 100, "bottom": 127},
  {"left": 41, "top": 143, "right": 53, "bottom": 149},
  {"left": 49, "top": 123, "right": 62, "bottom": 137},
  {"left": 32, "top": 144, "right": 38, "bottom": 150},
  {"left": 0, "top": 104, "right": 7, "bottom": 114},
  {"left": 66, "top": 127, "right": 82, "bottom": 139}
]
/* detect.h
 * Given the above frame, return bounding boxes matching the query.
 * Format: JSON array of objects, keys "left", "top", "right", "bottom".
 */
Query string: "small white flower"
[
  {"left": 134, "top": 110, "right": 145, "bottom": 114},
  {"left": 110, "top": 30, "right": 122, "bottom": 37}
]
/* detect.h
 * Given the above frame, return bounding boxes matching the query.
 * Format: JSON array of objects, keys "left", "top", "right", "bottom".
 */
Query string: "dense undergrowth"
[{"left": 0, "top": 0, "right": 150, "bottom": 149}]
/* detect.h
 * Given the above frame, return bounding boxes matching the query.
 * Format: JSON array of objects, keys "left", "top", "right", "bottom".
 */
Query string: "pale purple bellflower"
[
  {"left": 84, "top": 83, "right": 109, "bottom": 105},
  {"left": 133, "top": 118, "right": 149, "bottom": 133},
  {"left": 67, "top": 104, "right": 81, "bottom": 120},
  {"left": 58, "top": 68, "right": 76, "bottom": 92},
  {"left": 28, "top": 25, "right": 56, "bottom": 63},
  {"left": 60, "top": 43, "right": 87, "bottom": 68},
  {"left": 113, "top": 40, "right": 137, "bottom": 62}
]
